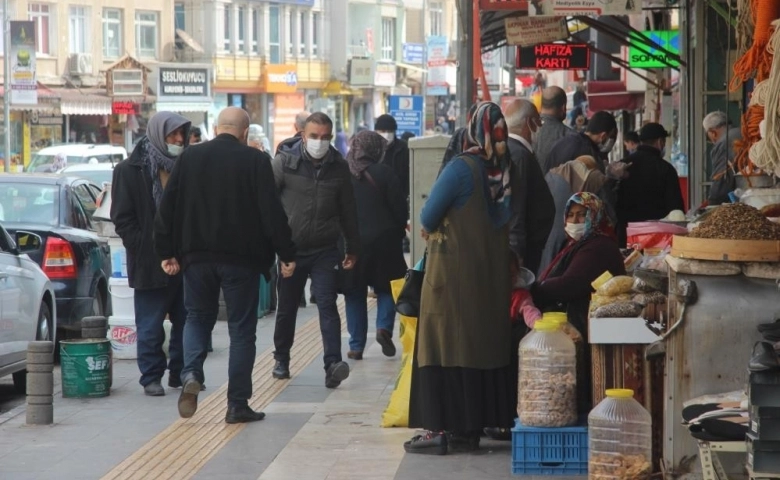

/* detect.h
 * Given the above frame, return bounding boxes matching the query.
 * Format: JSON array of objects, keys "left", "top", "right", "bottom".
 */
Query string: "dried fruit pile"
[{"left": 689, "top": 203, "right": 780, "bottom": 240}]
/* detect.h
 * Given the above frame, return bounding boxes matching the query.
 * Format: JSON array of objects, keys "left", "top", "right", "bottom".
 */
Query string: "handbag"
[{"left": 394, "top": 253, "right": 426, "bottom": 317}]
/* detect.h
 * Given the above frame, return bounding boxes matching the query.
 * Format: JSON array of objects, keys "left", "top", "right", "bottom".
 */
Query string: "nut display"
[
  {"left": 519, "top": 356, "right": 577, "bottom": 427},
  {"left": 690, "top": 203, "right": 780, "bottom": 240},
  {"left": 632, "top": 292, "right": 667, "bottom": 306},
  {"left": 589, "top": 293, "right": 632, "bottom": 312},
  {"left": 591, "top": 301, "right": 643, "bottom": 318},
  {"left": 595, "top": 276, "right": 635, "bottom": 296},
  {"left": 589, "top": 453, "right": 652, "bottom": 480}
]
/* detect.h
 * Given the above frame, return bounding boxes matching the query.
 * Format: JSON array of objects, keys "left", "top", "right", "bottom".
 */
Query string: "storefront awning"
[
  {"left": 586, "top": 80, "right": 643, "bottom": 113},
  {"left": 52, "top": 88, "right": 112, "bottom": 115},
  {"left": 0, "top": 83, "right": 60, "bottom": 111},
  {"left": 155, "top": 101, "right": 212, "bottom": 113}
]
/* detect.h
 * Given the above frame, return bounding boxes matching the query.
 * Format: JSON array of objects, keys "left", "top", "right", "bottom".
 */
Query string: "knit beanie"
[{"left": 375, "top": 114, "right": 398, "bottom": 132}]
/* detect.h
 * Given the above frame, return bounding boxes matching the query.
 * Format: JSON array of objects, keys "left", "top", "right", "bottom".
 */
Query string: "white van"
[{"left": 27, "top": 144, "right": 127, "bottom": 173}]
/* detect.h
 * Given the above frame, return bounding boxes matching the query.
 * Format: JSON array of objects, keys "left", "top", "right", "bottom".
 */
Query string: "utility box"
[{"left": 408, "top": 135, "right": 450, "bottom": 267}]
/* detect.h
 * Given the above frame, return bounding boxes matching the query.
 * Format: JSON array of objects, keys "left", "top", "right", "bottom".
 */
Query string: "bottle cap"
[
  {"left": 605, "top": 388, "right": 634, "bottom": 399},
  {"left": 533, "top": 320, "right": 559, "bottom": 332},
  {"left": 543, "top": 312, "right": 567, "bottom": 325}
]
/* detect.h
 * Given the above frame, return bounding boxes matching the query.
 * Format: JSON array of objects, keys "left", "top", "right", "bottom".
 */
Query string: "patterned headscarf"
[
  {"left": 50, "top": 153, "right": 67, "bottom": 172},
  {"left": 563, "top": 192, "right": 612, "bottom": 240},
  {"left": 346, "top": 130, "right": 387, "bottom": 179},
  {"left": 465, "top": 101, "right": 512, "bottom": 208}
]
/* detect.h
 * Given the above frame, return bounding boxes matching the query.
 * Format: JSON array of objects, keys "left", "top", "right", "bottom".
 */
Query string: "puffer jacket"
[{"left": 271, "top": 137, "right": 360, "bottom": 257}]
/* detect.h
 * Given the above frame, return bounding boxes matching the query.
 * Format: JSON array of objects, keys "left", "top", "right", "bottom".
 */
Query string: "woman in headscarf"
[
  {"left": 342, "top": 131, "right": 408, "bottom": 359},
  {"left": 48, "top": 152, "right": 68, "bottom": 172},
  {"left": 405, "top": 102, "right": 515, "bottom": 455},
  {"left": 531, "top": 192, "right": 625, "bottom": 413}
]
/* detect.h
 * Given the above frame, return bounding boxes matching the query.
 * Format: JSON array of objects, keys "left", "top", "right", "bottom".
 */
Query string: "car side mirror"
[{"left": 15, "top": 231, "right": 43, "bottom": 254}]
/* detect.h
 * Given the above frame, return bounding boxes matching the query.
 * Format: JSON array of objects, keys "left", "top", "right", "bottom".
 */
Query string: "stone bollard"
[
  {"left": 26, "top": 341, "right": 54, "bottom": 425},
  {"left": 81, "top": 316, "right": 108, "bottom": 339}
]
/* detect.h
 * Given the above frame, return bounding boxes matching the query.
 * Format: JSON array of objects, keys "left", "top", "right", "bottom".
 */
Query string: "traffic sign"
[{"left": 388, "top": 95, "right": 424, "bottom": 137}]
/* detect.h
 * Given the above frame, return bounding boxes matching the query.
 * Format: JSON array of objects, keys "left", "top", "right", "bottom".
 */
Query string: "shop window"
[
  {"left": 112, "top": 69, "right": 144, "bottom": 96},
  {"left": 299, "top": 11, "right": 306, "bottom": 56},
  {"left": 381, "top": 17, "right": 395, "bottom": 61},
  {"left": 312, "top": 12, "right": 320, "bottom": 57},
  {"left": 269, "top": 5, "right": 281, "bottom": 64},
  {"left": 286, "top": 8, "right": 294, "bottom": 58},
  {"left": 28, "top": 3, "right": 52, "bottom": 55},
  {"left": 69, "top": 6, "right": 89, "bottom": 54},
  {"left": 238, "top": 6, "right": 245, "bottom": 51},
  {"left": 429, "top": 1, "right": 444, "bottom": 37},
  {"left": 174, "top": 3, "right": 185, "bottom": 31},
  {"left": 102, "top": 9, "right": 122, "bottom": 59},
  {"left": 251, "top": 8, "right": 259, "bottom": 54},
  {"left": 135, "top": 11, "right": 158, "bottom": 59},
  {"left": 222, "top": 7, "right": 231, "bottom": 52}
]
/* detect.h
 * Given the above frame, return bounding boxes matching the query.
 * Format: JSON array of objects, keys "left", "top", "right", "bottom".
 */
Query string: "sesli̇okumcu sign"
[
  {"left": 159, "top": 67, "right": 210, "bottom": 96},
  {"left": 516, "top": 43, "right": 590, "bottom": 70}
]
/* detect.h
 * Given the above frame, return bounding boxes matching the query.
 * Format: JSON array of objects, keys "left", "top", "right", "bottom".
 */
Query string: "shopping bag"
[
  {"left": 394, "top": 254, "right": 426, "bottom": 317},
  {"left": 381, "top": 278, "right": 418, "bottom": 428}
]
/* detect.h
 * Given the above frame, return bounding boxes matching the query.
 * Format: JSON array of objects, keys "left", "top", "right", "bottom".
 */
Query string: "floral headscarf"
[
  {"left": 563, "top": 192, "right": 613, "bottom": 240},
  {"left": 346, "top": 130, "right": 387, "bottom": 178},
  {"left": 464, "top": 101, "right": 512, "bottom": 208}
]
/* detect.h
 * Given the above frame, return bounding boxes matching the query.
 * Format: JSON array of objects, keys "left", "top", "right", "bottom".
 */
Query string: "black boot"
[
  {"left": 404, "top": 431, "right": 448, "bottom": 455},
  {"left": 225, "top": 405, "right": 266, "bottom": 424},
  {"left": 272, "top": 360, "right": 291, "bottom": 379}
]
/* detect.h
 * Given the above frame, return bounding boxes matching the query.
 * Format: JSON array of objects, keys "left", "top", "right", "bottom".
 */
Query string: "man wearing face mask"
[
  {"left": 533, "top": 86, "right": 576, "bottom": 171},
  {"left": 111, "top": 111, "right": 191, "bottom": 397},
  {"left": 623, "top": 131, "right": 639, "bottom": 155},
  {"left": 502, "top": 98, "right": 555, "bottom": 274},
  {"left": 615, "top": 122, "right": 685, "bottom": 246},
  {"left": 374, "top": 114, "right": 410, "bottom": 199},
  {"left": 271, "top": 112, "right": 361, "bottom": 389},
  {"left": 544, "top": 111, "right": 617, "bottom": 174}
]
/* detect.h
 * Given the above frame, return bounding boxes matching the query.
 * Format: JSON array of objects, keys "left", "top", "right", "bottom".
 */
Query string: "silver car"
[{"left": 0, "top": 223, "right": 57, "bottom": 393}]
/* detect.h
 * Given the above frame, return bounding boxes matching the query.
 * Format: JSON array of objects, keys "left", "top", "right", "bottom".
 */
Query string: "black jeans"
[
  {"left": 182, "top": 262, "right": 260, "bottom": 408},
  {"left": 273, "top": 248, "right": 342, "bottom": 369}
]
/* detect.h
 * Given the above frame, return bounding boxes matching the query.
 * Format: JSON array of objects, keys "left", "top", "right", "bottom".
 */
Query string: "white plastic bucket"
[
  {"left": 108, "top": 277, "right": 134, "bottom": 317},
  {"left": 108, "top": 238, "right": 127, "bottom": 278},
  {"left": 108, "top": 316, "right": 137, "bottom": 360}
]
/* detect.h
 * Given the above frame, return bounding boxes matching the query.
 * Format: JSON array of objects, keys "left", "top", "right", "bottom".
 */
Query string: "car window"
[
  {"left": 69, "top": 193, "right": 90, "bottom": 230},
  {"left": 72, "top": 184, "right": 97, "bottom": 219},
  {"left": 0, "top": 184, "right": 59, "bottom": 226},
  {"left": 0, "top": 224, "right": 12, "bottom": 253},
  {"left": 88, "top": 184, "right": 102, "bottom": 199}
]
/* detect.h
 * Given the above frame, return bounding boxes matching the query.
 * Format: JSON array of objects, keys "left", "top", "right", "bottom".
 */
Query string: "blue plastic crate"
[{"left": 511, "top": 419, "right": 589, "bottom": 476}]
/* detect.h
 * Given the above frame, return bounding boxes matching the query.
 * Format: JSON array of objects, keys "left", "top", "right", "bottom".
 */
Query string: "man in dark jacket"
[
  {"left": 616, "top": 122, "right": 686, "bottom": 246},
  {"left": 110, "top": 111, "right": 190, "bottom": 397},
  {"left": 544, "top": 111, "right": 617, "bottom": 173},
  {"left": 533, "top": 86, "right": 576, "bottom": 171},
  {"left": 154, "top": 107, "right": 296, "bottom": 423},
  {"left": 375, "top": 114, "right": 410, "bottom": 198},
  {"left": 271, "top": 112, "right": 361, "bottom": 389},
  {"left": 703, "top": 111, "right": 741, "bottom": 205},
  {"left": 502, "top": 98, "right": 556, "bottom": 274}
]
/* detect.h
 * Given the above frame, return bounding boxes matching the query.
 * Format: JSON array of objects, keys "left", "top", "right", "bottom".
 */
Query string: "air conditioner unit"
[{"left": 69, "top": 53, "right": 93, "bottom": 76}]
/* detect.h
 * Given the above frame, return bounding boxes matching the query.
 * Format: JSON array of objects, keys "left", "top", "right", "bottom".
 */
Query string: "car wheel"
[
  {"left": 12, "top": 370, "right": 27, "bottom": 394},
  {"left": 37, "top": 302, "right": 53, "bottom": 342},
  {"left": 91, "top": 289, "right": 105, "bottom": 317}
]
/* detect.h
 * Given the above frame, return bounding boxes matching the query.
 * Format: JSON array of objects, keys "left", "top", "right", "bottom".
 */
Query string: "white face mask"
[
  {"left": 167, "top": 144, "right": 184, "bottom": 156},
  {"left": 600, "top": 137, "right": 616, "bottom": 153},
  {"left": 564, "top": 222, "right": 587, "bottom": 241},
  {"left": 378, "top": 132, "right": 395, "bottom": 144},
  {"left": 305, "top": 139, "right": 330, "bottom": 159}
]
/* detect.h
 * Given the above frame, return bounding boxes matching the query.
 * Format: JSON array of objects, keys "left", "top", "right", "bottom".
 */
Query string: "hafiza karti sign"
[
  {"left": 516, "top": 43, "right": 590, "bottom": 70},
  {"left": 10, "top": 21, "right": 37, "bottom": 105},
  {"left": 159, "top": 68, "right": 210, "bottom": 97}
]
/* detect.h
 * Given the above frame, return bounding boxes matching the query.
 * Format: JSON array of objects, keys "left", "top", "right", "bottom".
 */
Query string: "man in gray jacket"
[
  {"left": 703, "top": 111, "right": 741, "bottom": 205},
  {"left": 533, "top": 86, "right": 575, "bottom": 171},
  {"left": 271, "top": 112, "right": 361, "bottom": 389}
]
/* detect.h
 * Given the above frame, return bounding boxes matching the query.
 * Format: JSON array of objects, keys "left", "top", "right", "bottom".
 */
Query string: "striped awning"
[{"left": 52, "top": 88, "right": 112, "bottom": 115}]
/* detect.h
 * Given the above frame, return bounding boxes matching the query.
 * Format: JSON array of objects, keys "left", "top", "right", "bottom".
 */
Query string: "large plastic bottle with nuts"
[
  {"left": 588, "top": 389, "right": 652, "bottom": 480},
  {"left": 517, "top": 319, "right": 577, "bottom": 427}
]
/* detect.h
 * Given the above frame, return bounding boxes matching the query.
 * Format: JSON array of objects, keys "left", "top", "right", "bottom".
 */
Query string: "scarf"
[
  {"left": 346, "top": 130, "right": 387, "bottom": 179},
  {"left": 464, "top": 101, "right": 513, "bottom": 211},
  {"left": 550, "top": 156, "right": 606, "bottom": 194},
  {"left": 144, "top": 112, "right": 191, "bottom": 207}
]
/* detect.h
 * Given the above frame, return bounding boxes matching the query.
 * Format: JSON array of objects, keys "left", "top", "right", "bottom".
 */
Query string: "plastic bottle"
[
  {"left": 518, "top": 320, "right": 577, "bottom": 427},
  {"left": 588, "top": 389, "right": 653, "bottom": 479}
]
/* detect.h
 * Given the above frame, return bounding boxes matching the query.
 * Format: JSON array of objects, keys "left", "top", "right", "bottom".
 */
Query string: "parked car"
[
  {"left": 0, "top": 174, "right": 111, "bottom": 338},
  {"left": 60, "top": 163, "right": 115, "bottom": 187},
  {"left": 0, "top": 221, "right": 56, "bottom": 393},
  {"left": 27, "top": 144, "right": 127, "bottom": 173}
]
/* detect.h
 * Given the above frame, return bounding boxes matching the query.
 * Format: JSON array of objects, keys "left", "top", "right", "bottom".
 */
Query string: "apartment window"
[
  {"left": 298, "top": 11, "right": 305, "bottom": 56},
  {"left": 69, "top": 6, "right": 89, "bottom": 54},
  {"left": 135, "top": 11, "right": 158, "bottom": 59},
  {"left": 312, "top": 12, "right": 319, "bottom": 57},
  {"left": 286, "top": 8, "right": 294, "bottom": 57},
  {"left": 429, "top": 1, "right": 444, "bottom": 36},
  {"left": 269, "top": 5, "right": 280, "bottom": 63},
  {"left": 28, "top": 4, "right": 51, "bottom": 55},
  {"left": 381, "top": 17, "right": 395, "bottom": 61},
  {"left": 222, "top": 7, "right": 231, "bottom": 51},
  {"left": 251, "top": 9, "right": 259, "bottom": 53},
  {"left": 174, "top": 3, "right": 185, "bottom": 30},
  {"left": 102, "top": 9, "right": 122, "bottom": 59},
  {"left": 238, "top": 7, "right": 245, "bottom": 50}
]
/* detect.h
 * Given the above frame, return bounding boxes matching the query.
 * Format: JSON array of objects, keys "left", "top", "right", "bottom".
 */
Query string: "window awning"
[
  {"left": 586, "top": 80, "right": 643, "bottom": 113},
  {"left": 155, "top": 101, "right": 212, "bottom": 113},
  {"left": 52, "top": 88, "right": 112, "bottom": 115}
]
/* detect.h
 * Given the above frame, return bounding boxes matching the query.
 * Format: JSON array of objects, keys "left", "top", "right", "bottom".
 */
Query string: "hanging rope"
[
  {"left": 736, "top": 0, "right": 755, "bottom": 58},
  {"left": 730, "top": 0, "right": 780, "bottom": 91},
  {"left": 735, "top": 104, "right": 765, "bottom": 175},
  {"left": 750, "top": 20, "right": 780, "bottom": 174}
]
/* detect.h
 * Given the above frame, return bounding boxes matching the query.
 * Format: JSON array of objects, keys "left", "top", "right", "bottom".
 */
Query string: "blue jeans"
[
  {"left": 273, "top": 248, "right": 342, "bottom": 369},
  {"left": 133, "top": 278, "right": 186, "bottom": 387},
  {"left": 182, "top": 263, "right": 260, "bottom": 408},
  {"left": 344, "top": 291, "right": 396, "bottom": 352}
]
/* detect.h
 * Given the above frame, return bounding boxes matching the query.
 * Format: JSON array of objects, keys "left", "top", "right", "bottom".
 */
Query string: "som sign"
[{"left": 517, "top": 43, "right": 590, "bottom": 70}]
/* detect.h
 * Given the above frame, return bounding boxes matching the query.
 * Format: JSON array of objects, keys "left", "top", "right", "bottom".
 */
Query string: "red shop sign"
[
  {"left": 516, "top": 43, "right": 590, "bottom": 70},
  {"left": 112, "top": 101, "right": 138, "bottom": 115}
]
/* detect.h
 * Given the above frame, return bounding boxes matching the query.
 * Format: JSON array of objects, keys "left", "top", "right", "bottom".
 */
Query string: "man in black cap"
[
  {"left": 544, "top": 111, "right": 617, "bottom": 174},
  {"left": 375, "top": 114, "right": 410, "bottom": 199},
  {"left": 615, "top": 122, "right": 685, "bottom": 246}
]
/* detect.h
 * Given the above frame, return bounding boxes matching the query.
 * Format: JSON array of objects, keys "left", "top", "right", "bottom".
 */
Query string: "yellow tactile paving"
[{"left": 102, "top": 299, "right": 374, "bottom": 480}]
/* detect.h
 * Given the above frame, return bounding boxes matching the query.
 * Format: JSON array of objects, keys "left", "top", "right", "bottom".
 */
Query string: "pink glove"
[{"left": 513, "top": 289, "right": 542, "bottom": 328}]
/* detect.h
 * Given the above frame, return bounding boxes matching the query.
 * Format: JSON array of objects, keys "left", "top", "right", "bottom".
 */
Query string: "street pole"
[
  {"left": 3, "top": 0, "right": 11, "bottom": 173},
  {"left": 456, "top": 0, "right": 473, "bottom": 129},
  {"left": 421, "top": 0, "right": 428, "bottom": 133}
]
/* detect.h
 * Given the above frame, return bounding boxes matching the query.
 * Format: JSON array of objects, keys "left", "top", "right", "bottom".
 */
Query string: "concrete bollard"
[
  {"left": 26, "top": 341, "right": 54, "bottom": 425},
  {"left": 81, "top": 316, "right": 108, "bottom": 339}
]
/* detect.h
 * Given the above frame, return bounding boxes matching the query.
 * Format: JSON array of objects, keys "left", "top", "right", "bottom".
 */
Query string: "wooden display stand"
[{"left": 671, "top": 235, "right": 780, "bottom": 262}]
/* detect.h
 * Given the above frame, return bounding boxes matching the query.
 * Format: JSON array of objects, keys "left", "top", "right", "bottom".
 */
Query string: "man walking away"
[
  {"left": 154, "top": 107, "right": 296, "bottom": 423},
  {"left": 502, "top": 98, "right": 555, "bottom": 274},
  {"left": 375, "top": 114, "right": 410, "bottom": 199},
  {"left": 272, "top": 112, "right": 361, "bottom": 389},
  {"left": 544, "top": 111, "right": 617, "bottom": 174},
  {"left": 703, "top": 111, "right": 741, "bottom": 205},
  {"left": 533, "top": 86, "right": 575, "bottom": 171},
  {"left": 110, "top": 112, "right": 190, "bottom": 397}
]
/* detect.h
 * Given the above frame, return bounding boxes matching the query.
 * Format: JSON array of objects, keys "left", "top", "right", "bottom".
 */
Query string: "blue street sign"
[
  {"left": 388, "top": 95, "right": 424, "bottom": 137},
  {"left": 402, "top": 43, "right": 425, "bottom": 64}
]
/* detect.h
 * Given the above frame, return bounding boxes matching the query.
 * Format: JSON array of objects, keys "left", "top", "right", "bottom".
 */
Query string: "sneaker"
[
  {"left": 144, "top": 381, "right": 165, "bottom": 397},
  {"left": 325, "top": 361, "right": 350, "bottom": 389},
  {"left": 347, "top": 350, "right": 363, "bottom": 360},
  {"left": 225, "top": 405, "right": 266, "bottom": 424},
  {"left": 376, "top": 329, "right": 397, "bottom": 357},
  {"left": 177, "top": 374, "right": 202, "bottom": 419},
  {"left": 404, "top": 431, "right": 448, "bottom": 455},
  {"left": 272, "top": 360, "right": 291, "bottom": 379}
]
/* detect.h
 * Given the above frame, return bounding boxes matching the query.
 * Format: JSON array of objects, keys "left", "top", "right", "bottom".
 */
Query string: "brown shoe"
[{"left": 347, "top": 350, "right": 363, "bottom": 360}]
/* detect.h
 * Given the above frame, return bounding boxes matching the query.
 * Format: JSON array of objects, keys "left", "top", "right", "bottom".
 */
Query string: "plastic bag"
[
  {"left": 381, "top": 278, "right": 418, "bottom": 428},
  {"left": 592, "top": 301, "right": 643, "bottom": 318},
  {"left": 595, "top": 276, "right": 634, "bottom": 296},
  {"left": 590, "top": 293, "right": 632, "bottom": 312},
  {"left": 627, "top": 221, "right": 688, "bottom": 250}
]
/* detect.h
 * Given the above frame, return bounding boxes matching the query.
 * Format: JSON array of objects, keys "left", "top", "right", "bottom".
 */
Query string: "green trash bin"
[{"left": 258, "top": 274, "right": 272, "bottom": 318}]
